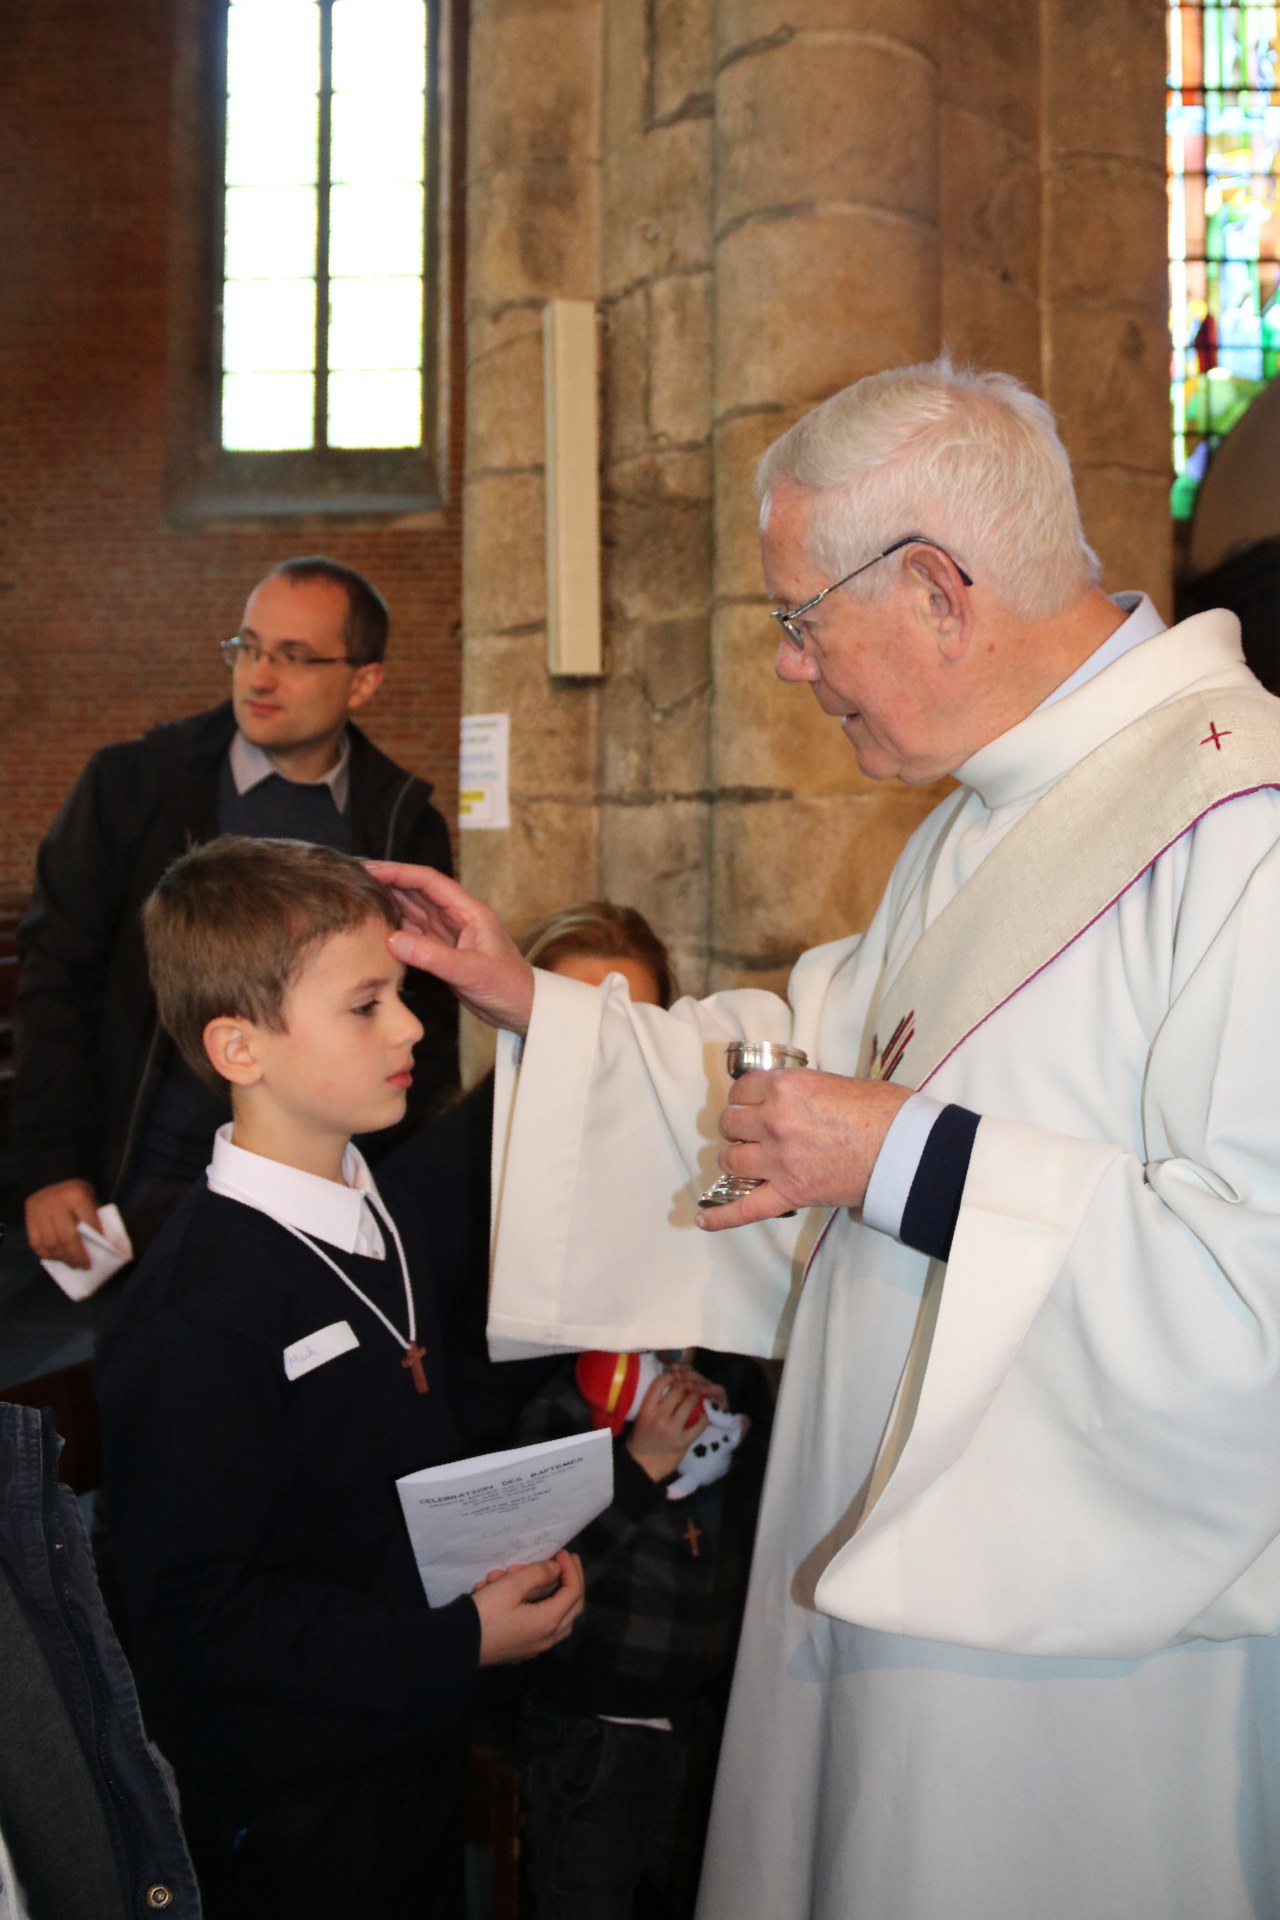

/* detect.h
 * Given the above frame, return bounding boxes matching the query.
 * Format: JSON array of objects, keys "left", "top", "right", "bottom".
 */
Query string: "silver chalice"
[{"left": 698, "top": 1039, "right": 809, "bottom": 1208}]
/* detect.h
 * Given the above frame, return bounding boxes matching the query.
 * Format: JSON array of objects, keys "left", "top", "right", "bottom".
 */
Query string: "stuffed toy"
[{"left": 574, "top": 1350, "right": 749, "bottom": 1501}]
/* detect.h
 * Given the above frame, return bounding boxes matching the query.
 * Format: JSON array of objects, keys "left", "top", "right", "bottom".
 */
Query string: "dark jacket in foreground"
[
  {"left": 94, "top": 1181, "right": 481, "bottom": 1797},
  {"left": 0, "top": 1400, "right": 200, "bottom": 1918},
  {"left": 13, "top": 702, "right": 457, "bottom": 1201}
]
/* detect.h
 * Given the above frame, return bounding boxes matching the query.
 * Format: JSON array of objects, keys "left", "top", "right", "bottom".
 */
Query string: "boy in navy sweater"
[{"left": 95, "top": 837, "right": 584, "bottom": 1920}]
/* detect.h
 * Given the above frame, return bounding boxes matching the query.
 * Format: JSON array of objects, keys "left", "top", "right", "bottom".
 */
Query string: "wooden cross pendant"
[
  {"left": 682, "top": 1515, "right": 702, "bottom": 1558},
  {"left": 401, "top": 1341, "right": 429, "bottom": 1394}
]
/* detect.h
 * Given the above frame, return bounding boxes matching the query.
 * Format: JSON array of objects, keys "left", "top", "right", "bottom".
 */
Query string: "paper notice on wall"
[
  {"left": 459, "top": 712, "right": 510, "bottom": 829},
  {"left": 396, "top": 1428, "right": 613, "bottom": 1607}
]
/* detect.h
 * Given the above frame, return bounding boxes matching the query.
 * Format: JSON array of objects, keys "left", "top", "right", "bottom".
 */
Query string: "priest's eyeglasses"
[
  {"left": 219, "top": 636, "right": 357, "bottom": 673},
  {"left": 770, "top": 535, "right": 975, "bottom": 651}
]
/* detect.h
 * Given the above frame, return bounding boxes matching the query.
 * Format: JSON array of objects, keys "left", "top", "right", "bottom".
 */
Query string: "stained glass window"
[
  {"left": 220, "top": 0, "right": 430, "bottom": 455},
  {"left": 1168, "top": 4, "right": 1280, "bottom": 520}
]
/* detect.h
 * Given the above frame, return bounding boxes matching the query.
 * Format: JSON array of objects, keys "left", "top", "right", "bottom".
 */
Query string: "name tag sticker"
[{"left": 283, "top": 1320, "right": 360, "bottom": 1381}]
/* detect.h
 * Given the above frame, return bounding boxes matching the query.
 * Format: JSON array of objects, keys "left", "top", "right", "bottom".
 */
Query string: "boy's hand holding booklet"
[{"left": 396, "top": 1428, "right": 613, "bottom": 1605}]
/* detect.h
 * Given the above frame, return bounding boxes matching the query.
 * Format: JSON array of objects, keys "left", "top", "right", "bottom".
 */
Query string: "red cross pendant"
[{"left": 402, "top": 1342, "right": 429, "bottom": 1394}]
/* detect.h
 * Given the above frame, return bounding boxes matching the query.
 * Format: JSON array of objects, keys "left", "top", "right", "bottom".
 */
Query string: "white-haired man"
[{"left": 373, "top": 360, "right": 1280, "bottom": 1920}]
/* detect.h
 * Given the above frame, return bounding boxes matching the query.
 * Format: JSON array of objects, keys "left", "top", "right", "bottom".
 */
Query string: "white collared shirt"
[
  {"left": 206, "top": 1123, "right": 387, "bottom": 1258},
  {"left": 863, "top": 589, "right": 1168, "bottom": 1239},
  {"left": 228, "top": 729, "right": 352, "bottom": 814}
]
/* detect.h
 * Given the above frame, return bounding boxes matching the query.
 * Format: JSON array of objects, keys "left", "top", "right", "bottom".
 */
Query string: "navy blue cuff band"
[{"left": 898, "top": 1104, "right": 981, "bottom": 1261}]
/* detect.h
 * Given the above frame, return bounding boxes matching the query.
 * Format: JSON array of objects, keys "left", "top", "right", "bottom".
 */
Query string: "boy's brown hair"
[{"left": 143, "top": 836, "right": 403, "bottom": 1091}]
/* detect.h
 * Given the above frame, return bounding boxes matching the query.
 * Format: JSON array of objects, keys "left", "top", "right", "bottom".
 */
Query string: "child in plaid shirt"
[{"left": 513, "top": 1349, "right": 771, "bottom": 1920}]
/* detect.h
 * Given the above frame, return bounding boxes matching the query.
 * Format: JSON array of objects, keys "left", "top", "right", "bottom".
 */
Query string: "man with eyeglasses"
[
  {"left": 376, "top": 359, "right": 1280, "bottom": 1919},
  {"left": 14, "top": 555, "right": 456, "bottom": 1272}
]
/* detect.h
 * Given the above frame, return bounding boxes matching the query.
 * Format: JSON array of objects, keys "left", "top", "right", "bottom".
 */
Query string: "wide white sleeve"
[
  {"left": 818, "top": 828, "right": 1280, "bottom": 1657},
  {"left": 487, "top": 935, "right": 870, "bottom": 1360}
]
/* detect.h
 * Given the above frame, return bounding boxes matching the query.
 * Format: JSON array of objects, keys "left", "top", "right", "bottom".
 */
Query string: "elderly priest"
[{"left": 376, "top": 359, "right": 1280, "bottom": 1920}]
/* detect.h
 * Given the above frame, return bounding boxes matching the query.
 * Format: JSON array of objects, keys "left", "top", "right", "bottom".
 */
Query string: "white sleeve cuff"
[{"left": 861, "top": 1092, "right": 948, "bottom": 1238}]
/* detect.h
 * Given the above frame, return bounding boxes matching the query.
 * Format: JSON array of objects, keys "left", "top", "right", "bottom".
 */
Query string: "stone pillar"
[
  {"left": 460, "top": 0, "right": 603, "bottom": 1075},
  {"left": 459, "top": 0, "right": 1177, "bottom": 1045},
  {"left": 938, "top": 0, "right": 1042, "bottom": 387},
  {"left": 1040, "top": 0, "right": 1172, "bottom": 612},
  {"left": 709, "top": 0, "right": 946, "bottom": 991},
  {"left": 594, "top": 0, "right": 717, "bottom": 993}
]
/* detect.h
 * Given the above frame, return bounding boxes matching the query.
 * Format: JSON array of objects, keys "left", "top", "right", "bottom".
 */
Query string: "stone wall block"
[
  {"left": 653, "top": 0, "right": 715, "bottom": 124},
  {"left": 714, "top": 211, "right": 940, "bottom": 418},
  {"left": 642, "top": 612, "right": 713, "bottom": 715},
  {"left": 461, "top": 796, "right": 600, "bottom": 936},
  {"left": 1076, "top": 469, "right": 1174, "bottom": 615},
  {"left": 939, "top": 104, "right": 1037, "bottom": 297},
  {"left": 709, "top": 787, "right": 942, "bottom": 962},
  {"left": 467, "top": 164, "right": 600, "bottom": 314},
  {"left": 650, "top": 270, "right": 712, "bottom": 445},
  {"left": 940, "top": 0, "right": 1039, "bottom": 143},
  {"left": 469, "top": 0, "right": 601, "bottom": 179},
  {"left": 716, "top": 0, "right": 936, "bottom": 65},
  {"left": 602, "top": 118, "right": 713, "bottom": 294},
  {"left": 604, "top": 0, "right": 650, "bottom": 146},
  {"left": 465, "top": 631, "right": 599, "bottom": 792},
  {"left": 1041, "top": 0, "right": 1167, "bottom": 168},
  {"left": 604, "top": 450, "right": 713, "bottom": 622},
  {"left": 598, "top": 615, "right": 711, "bottom": 793},
  {"left": 465, "top": 320, "right": 545, "bottom": 477},
  {"left": 599, "top": 795, "right": 709, "bottom": 955},
  {"left": 603, "top": 284, "right": 652, "bottom": 466},
  {"left": 939, "top": 272, "right": 1040, "bottom": 388},
  {"left": 594, "top": 679, "right": 654, "bottom": 792},
  {"left": 1047, "top": 308, "right": 1170, "bottom": 477},
  {"left": 710, "top": 602, "right": 866, "bottom": 793},
  {"left": 705, "top": 956, "right": 793, "bottom": 997},
  {"left": 1043, "top": 161, "right": 1168, "bottom": 308},
  {"left": 462, "top": 471, "right": 547, "bottom": 634},
  {"left": 716, "top": 40, "right": 937, "bottom": 234},
  {"left": 712, "top": 406, "right": 805, "bottom": 603}
]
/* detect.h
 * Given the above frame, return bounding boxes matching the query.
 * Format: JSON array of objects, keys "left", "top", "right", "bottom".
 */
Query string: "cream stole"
[
  {"left": 855, "top": 681, "right": 1280, "bottom": 1520},
  {"left": 860, "top": 683, "right": 1280, "bottom": 1093}
]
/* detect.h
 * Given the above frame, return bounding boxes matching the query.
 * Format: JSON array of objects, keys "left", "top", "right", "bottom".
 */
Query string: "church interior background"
[{"left": 2, "top": 0, "right": 1278, "bottom": 1078}]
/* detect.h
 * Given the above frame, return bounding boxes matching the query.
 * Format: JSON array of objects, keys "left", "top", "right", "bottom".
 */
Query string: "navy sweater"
[{"left": 95, "top": 1180, "right": 481, "bottom": 1796}]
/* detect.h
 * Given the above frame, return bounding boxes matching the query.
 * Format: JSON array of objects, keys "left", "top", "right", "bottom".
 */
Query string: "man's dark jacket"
[{"left": 13, "top": 702, "right": 457, "bottom": 1201}]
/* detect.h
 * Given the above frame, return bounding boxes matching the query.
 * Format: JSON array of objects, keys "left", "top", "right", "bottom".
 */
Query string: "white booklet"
[
  {"left": 396, "top": 1428, "right": 613, "bottom": 1607},
  {"left": 41, "top": 1204, "right": 134, "bottom": 1302}
]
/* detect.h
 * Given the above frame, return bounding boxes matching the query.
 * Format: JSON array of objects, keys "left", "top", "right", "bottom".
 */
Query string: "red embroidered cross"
[{"left": 1201, "top": 722, "right": 1232, "bottom": 752}]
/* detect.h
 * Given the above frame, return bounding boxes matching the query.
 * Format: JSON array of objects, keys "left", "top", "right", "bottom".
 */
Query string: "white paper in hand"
[
  {"left": 396, "top": 1428, "right": 613, "bottom": 1606},
  {"left": 41, "top": 1204, "right": 134, "bottom": 1303}
]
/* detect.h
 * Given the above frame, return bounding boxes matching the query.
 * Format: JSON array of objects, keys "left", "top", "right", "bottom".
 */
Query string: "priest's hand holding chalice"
[
  {"left": 693, "top": 1038, "right": 915, "bottom": 1230},
  {"left": 699, "top": 1041, "right": 810, "bottom": 1212}
]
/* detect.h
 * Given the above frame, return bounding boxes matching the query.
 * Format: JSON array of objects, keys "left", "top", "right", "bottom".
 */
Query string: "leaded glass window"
[
  {"left": 221, "top": 0, "right": 430, "bottom": 454},
  {"left": 165, "top": 0, "right": 446, "bottom": 518},
  {"left": 1168, "top": 3, "right": 1280, "bottom": 520}
]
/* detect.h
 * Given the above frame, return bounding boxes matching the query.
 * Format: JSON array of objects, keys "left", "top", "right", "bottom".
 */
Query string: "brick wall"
[{"left": 0, "top": 0, "right": 467, "bottom": 890}]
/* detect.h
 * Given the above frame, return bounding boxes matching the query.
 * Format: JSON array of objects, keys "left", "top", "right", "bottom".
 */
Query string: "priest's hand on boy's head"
[
  {"left": 698, "top": 1068, "right": 914, "bottom": 1233},
  {"left": 367, "top": 860, "right": 536, "bottom": 1034},
  {"left": 472, "top": 1550, "right": 585, "bottom": 1665},
  {"left": 626, "top": 1369, "right": 710, "bottom": 1483}
]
